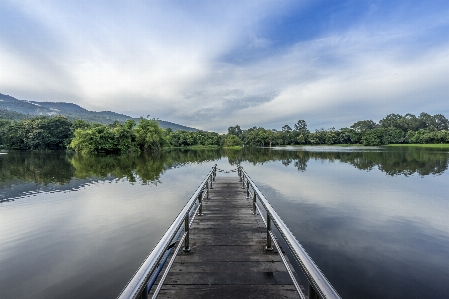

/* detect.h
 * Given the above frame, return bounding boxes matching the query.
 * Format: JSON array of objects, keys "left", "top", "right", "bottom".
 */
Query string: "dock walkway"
[{"left": 152, "top": 176, "right": 300, "bottom": 299}]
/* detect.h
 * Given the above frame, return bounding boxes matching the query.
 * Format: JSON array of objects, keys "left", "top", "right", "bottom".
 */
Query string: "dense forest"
[
  {"left": 230, "top": 112, "right": 449, "bottom": 147},
  {"left": 0, "top": 112, "right": 448, "bottom": 152}
]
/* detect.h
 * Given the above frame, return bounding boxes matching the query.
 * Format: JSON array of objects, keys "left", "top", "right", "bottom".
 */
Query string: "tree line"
[
  {"left": 0, "top": 112, "right": 448, "bottom": 152},
  {"left": 228, "top": 112, "right": 449, "bottom": 146},
  {"left": 0, "top": 115, "right": 245, "bottom": 152}
]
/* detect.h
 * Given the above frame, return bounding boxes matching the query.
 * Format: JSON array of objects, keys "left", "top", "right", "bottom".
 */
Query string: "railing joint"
[
  {"left": 197, "top": 190, "right": 204, "bottom": 216},
  {"left": 252, "top": 192, "right": 257, "bottom": 215},
  {"left": 183, "top": 213, "right": 191, "bottom": 252}
]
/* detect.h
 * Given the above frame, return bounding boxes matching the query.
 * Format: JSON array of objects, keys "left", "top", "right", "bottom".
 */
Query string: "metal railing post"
[
  {"left": 252, "top": 192, "right": 257, "bottom": 215},
  {"left": 242, "top": 177, "right": 246, "bottom": 189},
  {"left": 266, "top": 212, "right": 273, "bottom": 251},
  {"left": 210, "top": 176, "right": 213, "bottom": 189},
  {"left": 213, "top": 164, "right": 217, "bottom": 181},
  {"left": 198, "top": 190, "right": 204, "bottom": 216},
  {"left": 246, "top": 181, "right": 250, "bottom": 199},
  {"left": 183, "top": 213, "right": 190, "bottom": 252},
  {"left": 238, "top": 166, "right": 341, "bottom": 299},
  {"left": 141, "top": 285, "right": 149, "bottom": 299},
  {"left": 118, "top": 168, "right": 215, "bottom": 299},
  {"left": 206, "top": 179, "right": 210, "bottom": 199},
  {"left": 309, "top": 283, "right": 319, "bottom": 299},
  {"left": 239, "top": 167, "right": 242, "bottom": 182}
]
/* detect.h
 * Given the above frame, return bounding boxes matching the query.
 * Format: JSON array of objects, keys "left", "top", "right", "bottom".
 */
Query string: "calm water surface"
[{"left": 0, "top": 147, "right": 448, "bottom": 298}]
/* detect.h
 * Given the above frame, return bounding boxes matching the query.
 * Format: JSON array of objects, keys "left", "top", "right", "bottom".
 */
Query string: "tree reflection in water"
[{"left": 1, "top": 146, "right": 448, "bottom": 202}]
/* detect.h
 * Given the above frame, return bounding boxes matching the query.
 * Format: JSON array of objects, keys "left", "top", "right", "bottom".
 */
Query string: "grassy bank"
[
  {"left": 165, "top": 145, "right": 221, "bottom": 149},
  {"left": 331, "top": 144, "right": 365, "bottom": 147},
  {"left": 387, "top": 144, "right": 449, "bottom": 148},
  {"left": 166, "top": 145, "right": 243, "bottom": 150}
]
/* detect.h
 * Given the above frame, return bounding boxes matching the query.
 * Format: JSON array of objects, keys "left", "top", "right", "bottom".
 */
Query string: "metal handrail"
[
  {"left": 254, "top": 197, "right": 306, "bottom": 299},
  {"left": 238, "top": 166, "right": 341, "bottom": 299},
  {"left": 117, "top": 165, "right": 217, "bottom": 299}
]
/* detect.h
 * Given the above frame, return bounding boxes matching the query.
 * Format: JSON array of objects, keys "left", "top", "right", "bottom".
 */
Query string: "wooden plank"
[
  {"left": 156, "top": 284, "right": 299, "bottom": 299},
  {"left": 190, "top": 229, "right": 265, "bottom": 235},
  {"left": 153, "top": 176, "right": 301, "bottom": 298},
  {"left": 170, "top": 261, "right": 288, "bottom": 273},
  {"left": 187, "top": 234, "right": 265, "bottom": 246},
  {"left": 175, "top": 246, "right": 281, "bottom": 263},
  {"left": 163, "top": 271, "right": 293, "bottom": 285}
]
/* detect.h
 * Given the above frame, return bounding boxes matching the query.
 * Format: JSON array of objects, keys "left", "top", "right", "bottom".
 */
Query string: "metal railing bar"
[
  {"left": 118, "top": 169, "right": 215, "bottom": 299},
  {"left": 255, "top": 203, "right": 265, "bottom": 225},
  {"left": 150, "top": 197, "right": 202, "bottom": 298},
  {"left": 144, "top": 230, "right": 180, "bottom": 297},
  {"left": 268, "top": 229, "right": 306, "bottom": 299},
  {"left": 145, "top": 201, "right": 200, "bottom": 295},
  {"left": 189, "top": 202, "right": 201, "bottom": 227},
  {"left": 239, "top": 167, "right": 341, "bottom": 299},
  {"left": 151, "top": 231, "right": 188, "bottom": 299},
  {"left": 254, "top": 201, "right": 305, "bottom": 298}
]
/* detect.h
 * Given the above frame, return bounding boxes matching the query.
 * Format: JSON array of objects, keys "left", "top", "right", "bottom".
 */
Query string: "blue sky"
[{"left": 1, "top": 0, "right": 448, "bottom": 132}]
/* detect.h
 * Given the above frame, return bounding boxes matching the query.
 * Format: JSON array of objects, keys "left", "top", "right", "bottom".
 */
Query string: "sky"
[{"left": 0, "top": 0, "right": 448, "bottom": 132}]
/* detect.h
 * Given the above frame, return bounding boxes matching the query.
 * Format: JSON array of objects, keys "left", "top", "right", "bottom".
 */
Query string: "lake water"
[{"left": 1, "top": 147, "right": 448, "bottom": 298}]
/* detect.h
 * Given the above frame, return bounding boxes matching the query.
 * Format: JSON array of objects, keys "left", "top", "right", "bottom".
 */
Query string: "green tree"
[
  {"left": 379, "top": 113, "right": 403, "bottom": 129},
  {"left": 227, "top": 125, "right": 243, "bottom": 138},
  {"left": 265, "top": 129, "right": 276, "bottom": 147},
  {"left": 293, "top": 120, "right": 309, "bottom": 145},
  {"left": 279, "top": 125, "right": 293, "bottom": 144},
  {"left": 3, "top": 116, "right": 72, "bottom": 150},
  {"left": 294, "top": 120, "right": 308, "bottom": 133},
  {"left": 324, "top": 127, "right": 339, "bottom": 145},
  {"left": 296, "top": 133, "right": 307, "bottom": 144},
  {"left": 361, "top": 128, "right": 386, "bottom": 146},
  {"left": 224, "top": 134, "right": 243, "bottom": 147},
  {"left": 69, "top": 119, "right": 139, "bottom": 154},
  {"left": 134, "top": 118, "right": 167, "bottom": 152},
  {"left": 399, "top": 113, "right": 421, "bottom": 132},
  {"left": 432, "top": 114, "right": 449, "bottom": 130},
  {"left": 339, "top": 128, "right": 360, "bottom": 144},
  {"left": 282, "top": 125, "right": 292, "bottom": 133},
  {"left": 418, "top": 112, "right": 434, "bottom": 129},
  {"left": 69, "top": 125, "right": 117, "bottom": 153},
  {"left": 0, "top": 119, "right": 13, "bottom": 146},
  {"left": 112, "top": 121, "right": 138, "bottom": 153},
  {"left": 72, "top": 119, "right": 90, "bottom": 131},
  {"left": 350, "top": 120, "right": 377, "bottom": 133}
]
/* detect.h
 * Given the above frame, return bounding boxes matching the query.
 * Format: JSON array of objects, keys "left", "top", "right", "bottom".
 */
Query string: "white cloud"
[
  {"left": 1, "top": 0, "right": 448, "bottom": 130},
  {"left": 2, "top": 1, "right": 291, "bottom": 111},
  {"left": 172, "top": 29, "right": 449, "bottom": 131}
]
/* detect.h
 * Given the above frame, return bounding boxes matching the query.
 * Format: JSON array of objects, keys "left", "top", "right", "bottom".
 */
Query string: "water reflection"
[
  {"left": 228, "top": 146, "right": 449, "bottom": 176},
  {"left": 0, "top": 149, "right": 223, "bottom": 201},
  {"left": 1, "top": 147, "right": 449, "bottom": 299},
  {"left": 1, "top": 146, "right": 448, "bottom": 202},
  {"left": 243, "top": 157, "right": 449, "bottom": 299},
  {"left": 0, "top": 151, "right": 75, "bottom": 185},
  {"left": 69, "top": 148, "right": 222, "bottom": 184}
]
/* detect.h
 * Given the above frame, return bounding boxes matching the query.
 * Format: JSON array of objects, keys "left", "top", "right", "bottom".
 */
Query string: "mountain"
[{"left": 0, "top": 93, "right": 197, "bottom": 131}]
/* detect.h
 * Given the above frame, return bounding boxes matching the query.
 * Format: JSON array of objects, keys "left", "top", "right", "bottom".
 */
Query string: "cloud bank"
[{"left": 1, "top": 0, "right": 448, "bottom": 131}]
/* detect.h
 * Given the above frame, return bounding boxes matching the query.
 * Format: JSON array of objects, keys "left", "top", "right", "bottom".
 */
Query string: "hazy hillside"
[
  {"left": 0, "top": 93, "right": 197, "bottom": 131},
  {"left": 0, "top": 109, "right": 27, "bottom": 120}
]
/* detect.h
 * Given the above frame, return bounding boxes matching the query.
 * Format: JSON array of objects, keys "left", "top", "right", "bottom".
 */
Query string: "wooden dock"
[{"left": 151, "top": 176, "right": 300, "bottom": 299}]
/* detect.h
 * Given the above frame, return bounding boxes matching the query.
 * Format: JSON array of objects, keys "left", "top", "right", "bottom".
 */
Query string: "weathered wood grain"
[{"left": 152, "top": 176, "right": 300, "bottom": 299}]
